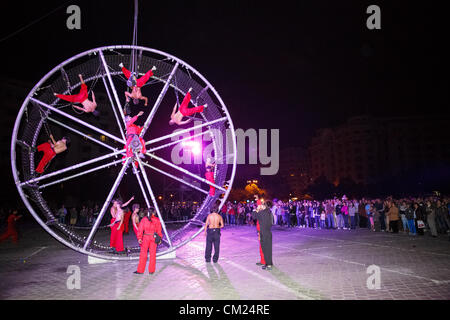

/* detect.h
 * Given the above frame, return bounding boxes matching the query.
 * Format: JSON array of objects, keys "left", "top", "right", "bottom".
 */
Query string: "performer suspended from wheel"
[
  {"left": 124, "top": 111, "right": 147, "bottom": 164},
  {"left": 205, "top": 157, "right": 216, "bottom": 196},
  {"left": 109, "top": 196, "right": 134, "bottom": 253},
  {"left": 54, "top": 74, "right": 99, "bottom": 115},
  {"left": 120, "top": 62, "right": 156, "bottom": 106},
  {"left": 169, "top": 88, "right": 207, "bottom": 126},
  {"left": 35, "top": 134, "right": 70, "bottom": 174}
]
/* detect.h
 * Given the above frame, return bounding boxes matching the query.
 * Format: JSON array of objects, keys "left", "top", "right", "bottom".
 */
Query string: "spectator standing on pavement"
[
  {"left": 69, "top": 207, "right": 78, "bottom": 227},
  {"left": 57, "top": 204, "right": 67, "bottom": 224}
]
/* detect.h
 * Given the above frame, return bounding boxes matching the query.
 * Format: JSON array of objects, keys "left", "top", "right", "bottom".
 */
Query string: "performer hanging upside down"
[
  {"left": 169, "top": 88, "right": 207, "bottom": 126},
  {"left": 120, "top": 63, "right": 156, "bottom": 106},
  {"left": 205, "top": 157, "right": 216, "bottom": 196},
  {"left": 124, "top": 111, "right": 147, "bottom": 160},
  {"left": 135, "top": 208, "right": 163, "bottom": 274},
  {"left": 35, "top": 134, "right": 70, "bottom": 174},
  {"left": 109, "top": 196, "right": 134, "bottom": 253},
  {"left": 54, "top": 74, "right": 99, "bottom": 115}
]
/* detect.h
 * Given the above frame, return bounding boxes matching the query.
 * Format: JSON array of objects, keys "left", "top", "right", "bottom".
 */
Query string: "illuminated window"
[{"left": 100, "top": 135, "right": 107, "bottom": 142}]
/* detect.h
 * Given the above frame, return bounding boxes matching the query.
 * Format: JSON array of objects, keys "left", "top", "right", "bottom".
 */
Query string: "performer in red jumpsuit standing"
[
  {"left": 205, "top": 157, "right": 216, "bottom": 196},
  {"left": 0, "top": 210, "right": 22, "bottom": 244},
  {"left": 135, "top": 209, "right": 163, "bottom": 274},
  {"left": 254, "top": 195, "right": 266, "bottom": 266},
  {"left": 124, "top": 111, "right": 147, "bottom": 160},
  {"left": 123, "top": 207, "right": 132, "bottom": 235},
  {"left": 109, "top": 196, "right": 134, "bottom": 253}
]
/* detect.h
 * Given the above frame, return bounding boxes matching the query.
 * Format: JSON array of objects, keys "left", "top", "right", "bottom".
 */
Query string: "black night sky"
[{"left": 1, "top": 1, "right": 448, "bottom": 205}]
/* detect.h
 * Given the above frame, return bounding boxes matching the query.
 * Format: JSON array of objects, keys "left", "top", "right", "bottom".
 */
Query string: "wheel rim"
[{"left": 11, "top": 45, "right": 237, "bottom": 260}]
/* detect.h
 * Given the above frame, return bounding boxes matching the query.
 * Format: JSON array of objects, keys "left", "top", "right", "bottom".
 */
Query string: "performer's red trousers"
[
  {"left": 180, "top": 92, "right": 204, "bottom": 116},
  {"left": 122, "top": 67, "right": 153, "bottom": 88},
  {"left": 36, "top": 142, "right": 56, "bottom": 173},
  {"left": 56, "top": 83, "right": 88, "bottom": 103},
  {"left": 205, "top": 171, "right": 215, "bottom": 196},
  {"left": 0, "top": 228, "right": 18, "bottom": 244},
  {"left": 137, "top": 235, "right": 157, "bottom": 273},
  {"left": 110, "top": 218, "right": 124, "bottom": 251},
  {"left": 123, "top": 211, "right": 132, "bottom": 233}
]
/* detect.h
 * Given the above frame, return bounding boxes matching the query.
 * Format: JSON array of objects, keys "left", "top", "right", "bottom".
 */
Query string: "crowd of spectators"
[{"left": 218, "top": 196, "right": 450, "bottom": 238}]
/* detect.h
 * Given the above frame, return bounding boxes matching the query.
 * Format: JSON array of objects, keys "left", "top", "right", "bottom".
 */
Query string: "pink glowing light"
[{"left": 181, "top": 140, "right": 201, "bottom": 155}]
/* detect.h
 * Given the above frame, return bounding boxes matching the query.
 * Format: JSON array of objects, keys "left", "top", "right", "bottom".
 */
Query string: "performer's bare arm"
[
  {"left": 78, "top": 74, "right": 85, "bottom": 84},
  {"left": 204, "top": 215, "right": 210, "bottom": 234},
  {"left": 171, "top": 103, "right": 178, "bottom": 117},
  {"left": 179, "top": 118, "right": 192, "bottom": 125},
  {"left": 91, "top": 91, "right": 96, "bottom": 104},
  {"left": 142, "top": 95, "right": 148, "bottom": 106},
  {"left": 72, "top": 104, "right": 87, "bottom": 112},
  {"left": 117, "top": 213, "right": 123, "bottom": 230},
  {"left": 49, "top": 134, "right": 57, "bottom": 145},
  {"left": 122, "top": 196, "right": 135, "bottom": 208}
]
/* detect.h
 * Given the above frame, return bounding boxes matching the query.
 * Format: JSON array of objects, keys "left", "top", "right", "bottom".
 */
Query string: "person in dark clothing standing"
[
  {"left": 204, "top": 206, "right": 224, "bottom": 263},
  {"left": 252, "top": 200, "right": 274, "bottom": 270}
]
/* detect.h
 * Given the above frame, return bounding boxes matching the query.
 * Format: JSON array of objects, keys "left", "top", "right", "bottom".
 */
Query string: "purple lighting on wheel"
[{"left": 181, "top": 140, "right": 202, "bottom": 155}]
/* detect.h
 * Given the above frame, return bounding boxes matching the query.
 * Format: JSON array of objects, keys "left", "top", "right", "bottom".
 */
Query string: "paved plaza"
[{"left": 1, "top": 221, "right": 450, "bottom": 300}]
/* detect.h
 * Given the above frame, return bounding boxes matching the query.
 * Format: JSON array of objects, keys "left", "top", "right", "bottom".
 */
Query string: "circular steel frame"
[{"left": 11, "top": 45, "right": 237, "bottom": 260}]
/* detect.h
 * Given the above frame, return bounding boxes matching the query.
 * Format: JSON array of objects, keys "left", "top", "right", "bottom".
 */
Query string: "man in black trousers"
[
  {"left": 204, "top": 205, "right": 224, "bottom": 263},
  {"left": 252, "top": 200, "right": 274, "bottom": 270}
]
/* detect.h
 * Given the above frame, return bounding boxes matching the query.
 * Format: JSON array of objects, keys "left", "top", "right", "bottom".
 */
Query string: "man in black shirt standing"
[{"left": 252, "top": 200, "right": 274, "bottom": 270}]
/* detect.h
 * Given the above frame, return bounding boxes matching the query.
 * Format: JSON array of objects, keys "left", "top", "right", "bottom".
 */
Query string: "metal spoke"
[
  {"left": 135, "top": 155, "right": 173, "bottom": 247},
  {"left": 30, "top": 98, "right": 125, "bottom": 144},
  {"left": 145, "top": 152, "right": 226, "bottom": 192},
  {"left": 132, "top": 165, "right": 152, "bottom": 210},
  {"left": 140, "top": 62, "right": 179, "bottom": 137},
  {"left": 101, "top": 76, "right": 126, "bottom": 139},
  {"left": 20, "top": 149, "right": 125, "bottom": 186},
  {"left": 144, "top": 117, "right": 227, "bottom": 146},
  {"left": 99, "top": 50, "right": 126, "bottom": 122},
  {"left": 38, "top": 158, "right": 124, "bottom": 190},
  {"left": 83, "top": 158, "right": 131, "bottom": 250},
  {"left": 141, "top": 161, "right": 208, "bottom": 195},
  {"left": 47, "top": 117, "right": 117, "bottom": 152}
]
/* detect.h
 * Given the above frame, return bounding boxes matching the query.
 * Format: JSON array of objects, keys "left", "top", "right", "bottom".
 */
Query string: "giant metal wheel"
[{"left": 10, "top": 45, "right": 237, "bottom": 260}]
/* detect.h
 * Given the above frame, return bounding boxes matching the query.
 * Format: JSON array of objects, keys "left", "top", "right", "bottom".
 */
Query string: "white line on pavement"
[{"left": 23, "top": 246, "right": 47, "bottom": 261}]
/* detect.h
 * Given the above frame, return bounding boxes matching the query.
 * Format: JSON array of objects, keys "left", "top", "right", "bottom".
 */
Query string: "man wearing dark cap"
[{"left": 252, "top": 200, "right": 274, "bottom": 270}]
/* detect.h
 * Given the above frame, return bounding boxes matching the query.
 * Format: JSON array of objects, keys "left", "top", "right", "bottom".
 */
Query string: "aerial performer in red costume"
[
  {"left": 54, "top": 74, "right": 99, "bottom": 115},
  {"left": 169, "top": 88, "right": 207, "bottom": 126},
  {"left": 109, "top": 196, "right": 134, "bottom": 253},
  {"left": 205, "top": 157, "right": 216, "bottom": 196},
  {"left": 135, "top": 209, "right": 163, "bottom": 274},
  {"left": 120, "top": 62, "right": 156, "bottom": 106},
  {"left": 254, "top": 195, "right": 266, "bottom": 266},
  {"left": 35, "top": 134, "right": 70, "bottom": 174},
  {"left": 124, "top": 111, "right": 147, "bottom": 161}
]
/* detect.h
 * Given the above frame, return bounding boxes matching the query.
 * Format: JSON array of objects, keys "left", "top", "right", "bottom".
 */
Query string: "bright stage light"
[{"left": 181, "top": 140, "right": 202, "bottom": 155}]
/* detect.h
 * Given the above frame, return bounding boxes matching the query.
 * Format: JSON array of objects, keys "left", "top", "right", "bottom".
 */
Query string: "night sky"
[{"left": 1, "top": 0, "right": 448, "bottom": 197}]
